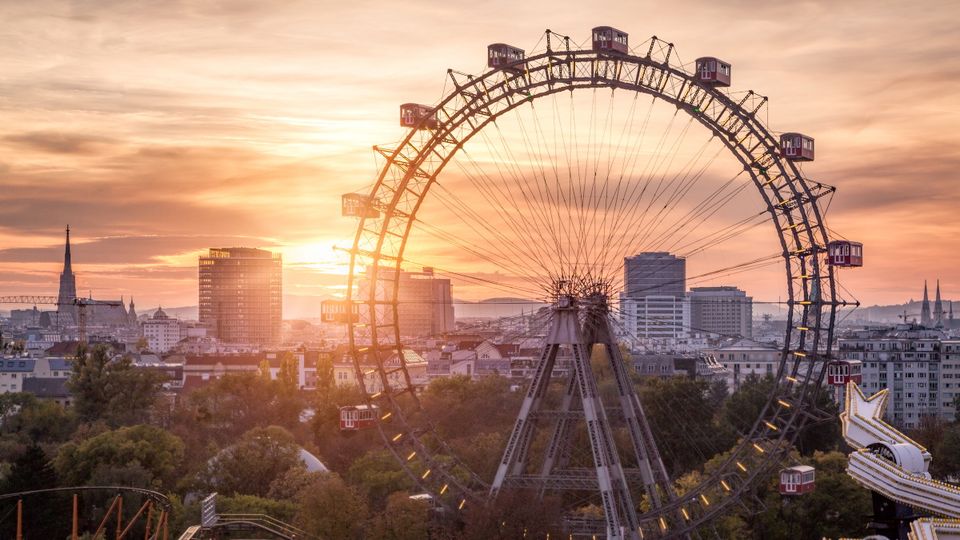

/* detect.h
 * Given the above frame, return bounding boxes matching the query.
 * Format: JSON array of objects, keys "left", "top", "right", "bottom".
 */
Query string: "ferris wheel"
[{"left": 341, "top": 27, "right": 860, "bottom": 539}]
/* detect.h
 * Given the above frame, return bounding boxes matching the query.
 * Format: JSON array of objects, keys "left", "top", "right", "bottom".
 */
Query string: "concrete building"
[
  {"left": 199, "top": 248, "right": 282, "bottom": 347},
  {"left": 839, "top": 326, "right": 958, "bottom": 429},
  {"left": 365, "top": 267, "right": 455, "bottom": 338},
  {"left": 620, "top": 252, "right": 689, "bottom": 341},
  {"left": 705, "top": 339, "right": 781, "bottom": 391},
  {"left": 0, "top": 357, "right": 72, "bottom": 394},
  {"left": 142, "top": 307, "right": 182, "bottom": 353},
  {"left": 689, "top": 286, "right": 753, "bottom": 339}
]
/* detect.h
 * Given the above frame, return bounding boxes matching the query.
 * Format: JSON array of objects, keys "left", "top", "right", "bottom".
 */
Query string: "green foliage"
[
  {"left": 347, "top": 450, "right": 412, "bottom": 509},
  {"left": 639, "top": 376, "right": 736, "bottom": 475},
  {"left": 218, "top": 494, "right": 299, "bottom": 523},
  {"left": 278, "top": 351, "right": 299, "bottom": 391},
  {"left": 0, "top": 392, "right": 77, "bottom": 445},
  {"left": 722, "top": 374, "right": 840, "bottom": 455},
  {"left": 67, "top": 345, "right": 166, "bottom": 427},
  {"left": 933, "top": 423, "right": 960, "bottom": 479},
  {"left": 421, "top": 376, "right": 521, "bottom": 440},
  {"left": 54, "top": 424, "right": 184, "bottom": 490},
  {"left": 461, "top": 490, "right": 563, "bottom": 539},
  {"left": 267, "top": 467, "right": 327, "bottom": 500},
  {"left": 178, "top": 372, "right": 304, "bottom": 449},
  {"left": 200, "top": 425, "right": 303, "bottom": 497},
  {"left": 751, "top": 451, "right": 872, "bottom": 540},
  {"left": 368, "top": 492, "right": 431, "bottom": 540},
  {"left": 295, "top": 473, "right": 369, "bottom": 540},
  {"left": 3, "top": 441, "right": 57, "bottom": 493}
]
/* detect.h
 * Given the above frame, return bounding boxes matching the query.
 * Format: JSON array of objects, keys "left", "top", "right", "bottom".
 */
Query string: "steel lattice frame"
[{"left": 346, "top": 34, "right": 841, "bottom": 537}]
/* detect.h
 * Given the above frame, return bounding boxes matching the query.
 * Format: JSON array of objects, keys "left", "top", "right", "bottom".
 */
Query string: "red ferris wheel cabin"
[
  {"left": 779, "top": 465, "right": 815, "bottom": 495},
  {"left": 339, "top": 404, "right": 379, "bottom": 431},
  {"left": 488, "top": 43, "right": 525, "bottom": 71},
  {"left": 400, "top": 103, "right": 439, "bottom": 130},
  {"left": 695, "top": 57, "right": 732, "bottom": 87},
  {"left": 826, "top": 240, "right": 863, "bottom": 267},
  {"left": 780, "top": 132, "right": 815, "bottom": 161},
  {"left": 592, "top": 26, "right": 629, "bottom": 54},
  {"left": 827, "top": 360, "right": 863, "bottom": 386}
]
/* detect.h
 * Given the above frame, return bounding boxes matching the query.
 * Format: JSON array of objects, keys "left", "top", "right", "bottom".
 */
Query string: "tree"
[
  {"left": 178, "top": 372, "right": 304, "bottom": 450},
  {"left": 0, "top": 442, "right": 65, "bottom": 539},
  {"left": 0, "top": 393, "right": 77, "bottom": 444},
  {"left": 200, "top": 425, "right": 303, "bottom": 497},
  {"left": 752, "top": 451, "right": 871, "bottom": 540},
  {"left": 639, "top": 377, "right": 735, "bottom": 475},
  {"left": 721, "top": 375, "right": 840, "bottom": 455},
  {"left": 933, "top": 423, "right": 960, "bottom": 479},
  {"left": 347, "top": 450, "right": 412, "bottom": 509},
  {"left": 461, "top": 489, "right": 563, "bottom": 540},
  {"left": 67, "top": 345, "right": 165, "bottom": 427},
  {"left": 369, "top": 492, "right": 431, "bottom": 540},
  {"left": 268, "top": 467, "right": 327, "bottom": 500},
  {"left": 278, "top": 352, "right": 299, "bottom": 391},
  {"left": 295, "top": 473, "right": 369, "bottom": 540},
  {"left": 54, "top": 424, "right": 184, "bottom": 491},
  {"left": 3, "top": 441, "right": 57, "bottom": 493}
]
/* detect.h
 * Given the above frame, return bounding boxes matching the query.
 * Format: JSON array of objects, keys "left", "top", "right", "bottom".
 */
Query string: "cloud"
[{"left": 3, "top": 131, "right": 117, "bottom": 155}]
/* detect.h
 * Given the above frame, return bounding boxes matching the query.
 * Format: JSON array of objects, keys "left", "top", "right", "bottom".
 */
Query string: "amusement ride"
[{"left": 338, "top": 26, "right": 867, "bottom": 539}]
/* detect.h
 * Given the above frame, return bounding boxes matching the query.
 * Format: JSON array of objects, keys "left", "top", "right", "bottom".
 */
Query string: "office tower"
[{"left": 199, "top": 248, "right": 282, "bottom": 346}]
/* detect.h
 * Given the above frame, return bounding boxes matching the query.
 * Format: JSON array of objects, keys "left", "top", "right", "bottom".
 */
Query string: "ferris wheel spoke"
[
  {"left": 648, "top": 170, "right": 754, "bottom": 254},
  {"left": 470, "top": 124, "right": 567, "bottom": 273},
  {"left": 628, "top": 141, "right": 723, "bottom": 255},
  {"left": 411, "top": 217, "right": 548, "bottom": 293},
  {"left": 451, "top": 138, "right": 562, "bottom": 281},
  {"left": 424, "top": 172, "right": 553, "bottom": 283},
  {"left": 595, "top": 110, "right": 686, "bottom": 282}
]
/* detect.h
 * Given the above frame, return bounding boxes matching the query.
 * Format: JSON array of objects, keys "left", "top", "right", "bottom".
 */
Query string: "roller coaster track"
[{"left": 841, "top": 382, "right": 960, "bottom": 539}]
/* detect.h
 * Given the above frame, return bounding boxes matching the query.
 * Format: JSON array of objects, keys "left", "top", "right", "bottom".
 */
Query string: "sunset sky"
[{"left": 1, "top": 0, "right": 958, "bottom": 317}]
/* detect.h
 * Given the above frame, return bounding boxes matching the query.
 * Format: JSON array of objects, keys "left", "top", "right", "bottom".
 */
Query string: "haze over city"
[
  {"left": 2, "top": 2, "right": 960, "bottom": 539},
  {"left": 1, "top": 0, "right": 958, "bottom": 313}
]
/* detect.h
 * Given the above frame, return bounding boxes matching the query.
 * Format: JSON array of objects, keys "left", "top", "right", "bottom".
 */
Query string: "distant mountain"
[{"left": 454, "top": 297, "right": 547, "bottom": 320}]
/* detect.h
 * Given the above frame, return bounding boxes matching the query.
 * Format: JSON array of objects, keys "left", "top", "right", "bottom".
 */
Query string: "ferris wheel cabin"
[
  {"left": 488, "top": 43, "right": 525, "bottom": 71},
  {"left": 695, "top": 57, "right": 732, "bottom": 87},
  {"left": 400, "top": 103, "right": 439, "bottom": 130},
  {"left": 341, "top": 193, "right": 379, "bottom": 218},
  {"left": 339, "top": 404, "right": 379, "bottom": 431},
  {"left": 826, "top": 240, "right": 863, "bottom": 267},
  {"left": 780, "top": 132, "right": 815, "bottom": 161},
  {"left": 779, "top": 465, "right": 815, "bottom": 495},
  {"left": 592, "top": 26, "right": 629, "bottom": 54},
  {"left": 827, "top": 359, "right": 862, "bottom": 386}
]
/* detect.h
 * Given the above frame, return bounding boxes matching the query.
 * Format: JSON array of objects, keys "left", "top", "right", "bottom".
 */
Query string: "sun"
[{"left": 280, "top": 241, "right": 351, "bottom": 275}]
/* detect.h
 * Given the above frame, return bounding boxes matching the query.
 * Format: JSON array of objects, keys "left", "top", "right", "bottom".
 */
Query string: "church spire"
[
  {"left": 63, "top": 225, "right": 73, "bottom": 275},
  {"left": 921, "top": 280, "right": 932, "bottom": 326},
  {"left": 935, "top": 279, "right": 944, "bottom": 327},
  {"left": 57, "top": 225, "right": 78, "bottom": 321}
]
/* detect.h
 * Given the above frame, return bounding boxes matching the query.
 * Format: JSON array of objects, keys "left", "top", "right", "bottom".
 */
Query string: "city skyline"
[{"left": 1, "top": 0, "right": 958, "bottom": 310}]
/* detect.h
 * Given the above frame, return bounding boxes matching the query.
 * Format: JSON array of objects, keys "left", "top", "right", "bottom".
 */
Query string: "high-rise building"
[
  {"left": 840, "top": 327, "right": 959, "bottom": 429},
  {"left": 689, "top": 286, "right": 753, "bottom": 338},
  {"left": 624, "top": 252, "right": 685, "bottom": 297},
  {"left": 199, "top": 248, "right": 282, "bottom": 346},
  {"left": 620, "top": 252, "right": 688, "bottom": 339},
  {"left": 362, "top": 267, "right": 454, "bottom": 338}
]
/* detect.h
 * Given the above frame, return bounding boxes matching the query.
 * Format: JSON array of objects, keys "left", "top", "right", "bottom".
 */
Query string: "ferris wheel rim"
[{"left": 345, "top": 35, "right": 840, "bottom": 535}]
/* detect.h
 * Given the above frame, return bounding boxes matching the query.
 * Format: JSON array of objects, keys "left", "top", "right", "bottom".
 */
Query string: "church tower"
[
  {"left": 920, "top": 280, "right": 932, "bottom": 327},
  {"left": 57, "top": 226, "right": 78, "bottom": 323},
  {"left": 128, "top": 297, "right": 138, "bottom": 326},
  {"left": 935, "top": 280, "right": 944, "bottom": 327}
]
